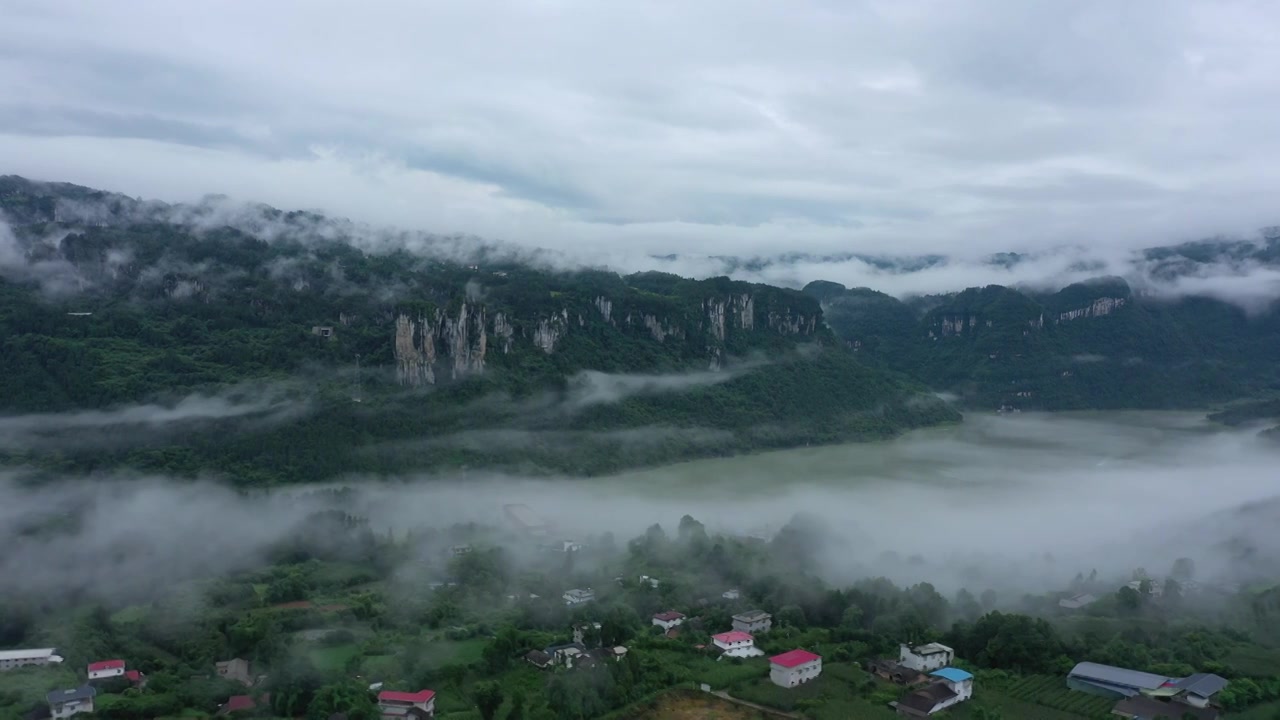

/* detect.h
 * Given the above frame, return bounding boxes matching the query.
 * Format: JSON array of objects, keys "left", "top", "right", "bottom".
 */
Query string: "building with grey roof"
[
  {"left": 46, "top": 686, "right": 95, "bottom": 720},
  {"left": 1172, "top": 673, "right": 1229, "bottom": 708},
  {"left": 1067, "top": 662, "right": 1171, "bottom": 698}
]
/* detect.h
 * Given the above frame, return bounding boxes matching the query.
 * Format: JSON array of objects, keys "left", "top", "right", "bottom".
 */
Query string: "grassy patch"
[
  {"left": 0, "top": 665, "right": 82, "bottom": 715},
  {"left": 1233, "top": 699, "right": 1280, "bottom": 720},
  {"left": 308, "top": 643, "right": 361, "bottom": 672},
  {"left": 999, "top": 675, "right": 1112, "bottom": 719},
  {"left": 1227, "top": 644, "right": 1280, "bottom": 677},
  {"left": 728, "top": 662, "right": 896, "bottom": 719},
  {"left": 416, "top": 638, "right": 488, "bottom": 668}
]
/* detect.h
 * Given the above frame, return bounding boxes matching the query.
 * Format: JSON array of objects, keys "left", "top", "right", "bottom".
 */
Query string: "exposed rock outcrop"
[
  {"left": 533, "top": 310, "right": 569, "bottom": 354},
  {"left": 1058, "top": 297, "right": 1126, "bottom": 323},
  {"left": 492, "top": 312, "right": 514, "bottom": 354}
]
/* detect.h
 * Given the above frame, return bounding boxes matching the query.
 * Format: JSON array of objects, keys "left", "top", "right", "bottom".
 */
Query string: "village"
[{"left": 0, "top": 502, "right": 1268, "bottom": 720}]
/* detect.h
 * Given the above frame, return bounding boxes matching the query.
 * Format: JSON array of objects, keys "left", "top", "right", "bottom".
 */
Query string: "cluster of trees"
[{"left": 2, "top": 507, "right": 1279, "bottom": 719}]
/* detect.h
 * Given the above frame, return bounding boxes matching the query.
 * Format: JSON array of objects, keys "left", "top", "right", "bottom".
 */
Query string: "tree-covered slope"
[
  {"left": 0, "top": 176, "right": 956, "bottom": 483},
  {"left": 810, "top": 276, "right": 1280, "bottom": 410}
]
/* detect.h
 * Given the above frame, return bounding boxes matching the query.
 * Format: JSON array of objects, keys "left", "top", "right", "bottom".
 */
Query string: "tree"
[
  {"left": 474, "top": 681, "right": 503, "bottom": 720},
  {"left": 307, "top": 682, "right": 378, "bottom": 720},
  {"left": 1117, "top": 586, "right": 1142, "bottom": 612}
]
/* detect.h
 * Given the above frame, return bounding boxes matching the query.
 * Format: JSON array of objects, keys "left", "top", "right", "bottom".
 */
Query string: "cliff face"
[{"left": 392, "top": 289, "right": 821, "bottom": 385}]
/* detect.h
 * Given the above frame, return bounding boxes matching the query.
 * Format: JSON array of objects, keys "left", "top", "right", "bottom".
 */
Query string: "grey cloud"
[
  {"left": 0, "top": 385, "right": 311, "bottom": 451},
  {"left": 564, "top": 368, "right": 742, "bottom": 409},
  {"left": 3, "top": 1, "right": 1280, "bottom": 263}
]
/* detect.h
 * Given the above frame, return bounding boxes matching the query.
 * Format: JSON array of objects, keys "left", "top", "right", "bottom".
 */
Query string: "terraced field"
[{"left": 1002, "top": 676, "right": 1113, "bottom": 719}]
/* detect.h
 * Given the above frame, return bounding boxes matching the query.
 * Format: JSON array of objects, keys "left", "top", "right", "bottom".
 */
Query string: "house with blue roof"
[{"left": 895, "top": 667, "right": 973, "bottom": 717}]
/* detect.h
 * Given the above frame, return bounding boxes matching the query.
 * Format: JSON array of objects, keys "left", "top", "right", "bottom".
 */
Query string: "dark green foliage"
[
  {"left": 806, "top": 278, "right": 1280, "bottom": 410},
  {"left": 0, "top": 176, "right": 959, "bottom": 483}
]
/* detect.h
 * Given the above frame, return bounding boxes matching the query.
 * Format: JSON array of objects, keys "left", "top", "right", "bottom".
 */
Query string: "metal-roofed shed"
[
  {"left": 1067, "top": 662, "right": 1171, "bottom": 698},
  {"left": 1174, "top": 673, "right": 1229, "bottom": 699}
]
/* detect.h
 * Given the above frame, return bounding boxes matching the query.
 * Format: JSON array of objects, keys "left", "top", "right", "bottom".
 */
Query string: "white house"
[
  {"left": 377, "top": 689, "right": 436, "bottom": 718},
  {"left": 563, "top": 588, "right": 595, "bottom": 605},
  {"left": 899, "top": 643, "right": 954, "bottom": 672},
  {"left": 47, "top": 686, "right": 96, "bottom": 719},
  {"left": 87, "top": 659, "right": 126, "bottom": 681},
  {"left": 0, "top": 648, "right": 64, "bottom": 671},
  {"left": 769, "top": 649, "right": 822, "bottom": 688},
  {"left": 639, "top": 574, "right": 661, "bottom": 588},
  {"left": 652, "top": 611, "right": 686, "bottom": 632},
  {"left": 732, "top": 610, "right": 772, "bottom": 634},
  {"left": 712, "top": 631, "right": 763, "bottom": 658},
  {"left": 896, "top": 668, "right": 973, "bottom": 717},
  {"left": 722, "top": 589, "right": 740, "bottom": 601}
]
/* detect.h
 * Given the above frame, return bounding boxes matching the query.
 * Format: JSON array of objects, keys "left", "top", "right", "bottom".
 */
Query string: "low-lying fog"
[{"left": 3, "top": 411, "right": 1278, "bottom": 602}]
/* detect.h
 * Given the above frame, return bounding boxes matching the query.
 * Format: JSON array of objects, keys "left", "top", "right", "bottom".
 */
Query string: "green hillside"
[
  {"left": 810, "top": 276, "right": 1280, "bottom": 411},
  {"left": 0, "top": 176, "right": 956, "bottom": 483}
]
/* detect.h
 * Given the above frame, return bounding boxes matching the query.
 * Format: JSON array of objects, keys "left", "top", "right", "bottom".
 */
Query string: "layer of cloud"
[
  {"left": 0, "top": 385, "right": 311, "bottom": 451},
  {"left": 3, "top": 1, "right": 1280, "bottom": 264},
  {"left": 3, "top": 411, "right": 1279, "bottom": 602}
]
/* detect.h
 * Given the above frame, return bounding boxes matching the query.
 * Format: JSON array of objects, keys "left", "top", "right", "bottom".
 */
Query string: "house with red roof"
[
  {"left": 769, "top": 649, "right": 822, "bottom": 688},
  {"left": 712, "top": 630, "right": 763, "bottom": 658},
  {"left": 86, "top": 659, "right": 125, "bottom": 681},
  {"left": 216, "top": 691, "right": 268, "bottom": 712},
  {"left": 377, "top": 689, "right": 436, "bottom": 718},
  {"left": 651, "top": 611, "right": 686, "bottom": 632}
]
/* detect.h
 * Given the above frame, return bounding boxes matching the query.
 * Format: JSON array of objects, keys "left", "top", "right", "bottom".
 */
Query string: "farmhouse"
[
  {"left": 896, "top": 668, "right": 972, "bottom": 717},
  {"left": 544, "top": 643, "right": 588, "bottom": 668},
  {"left": 47, "top": 686, "right": 96, "bottom": 719},
  {"left": 87, "top": 659, "right": 126, "bottom": 681},
  {"left": 869, "top": 659, "right": 928, "bottom": 686},
  {"left": 769, "top": 649, "right": 822, "bottom": 688},
  {"left": 732, "top": 610, "right": 772, "bottom": 634},
  {"left": 562, "top": 588, "right": 595, "bottom": 605},
  {"left": 652, "top": 611, "right": 686, "bottom": 632},
  {"left": 899, "top": 643, "right": 954, "bottom": 672},
  {"left": 0, "top": 648, "right": 63, "bottom": 671},
  {"left": 1059, "top": 593, "right": 1098, "bottom": 609},
  {"left": 216, "top": 658, "right": 253, "bottom": 686},
  {"left": 523, "top": 650, "right": 553, "bottom": 669},
  {"left": 217, "top": 695, "right": 261, "bottom": 716},
  {"left": 377, "top": 689, "right": 436, "bottom": 718},
  {"left": 712, "top": 631, "right": 763, "bottom": 658}
]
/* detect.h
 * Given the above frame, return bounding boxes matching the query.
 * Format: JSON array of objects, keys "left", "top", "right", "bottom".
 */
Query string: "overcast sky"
[{"left": 4, "top": 0, "right": 1280, "bottom": 263}]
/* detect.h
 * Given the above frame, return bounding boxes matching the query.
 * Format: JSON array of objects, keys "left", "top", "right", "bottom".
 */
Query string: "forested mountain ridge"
[
  {"left": 809, "top": 273, "right": 1280, "bottom": 411},
  {"left": 0, "top": 176, "right": 955, "bottom": 483}
]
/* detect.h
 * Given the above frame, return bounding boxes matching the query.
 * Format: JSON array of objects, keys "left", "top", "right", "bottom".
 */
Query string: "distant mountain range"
[{"left": 1, "top": 175, "right": 1276, "bottom": 485}]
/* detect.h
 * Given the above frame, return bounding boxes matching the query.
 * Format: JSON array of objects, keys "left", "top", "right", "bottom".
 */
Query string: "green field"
[
  {"left": 308, "top": 643, "right": 362, "bottom": 672},
  {"left": 728, "top": 662, "right": 898, "bottom": 720},
  {"left": 1000, "top": 676, "right": 1113, "bottom": 719}
]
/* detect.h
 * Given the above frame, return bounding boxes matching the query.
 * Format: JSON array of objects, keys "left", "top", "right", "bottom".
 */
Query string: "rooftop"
[
  {"left": 87, "top": 659, "right": 125, "bottom": 672},
  {"left": 930, "top": 667, "right": 973, "bottom": 683},
  {"left": 713, "top": 631, "right": 753, "bottom": 644},
  {"left": 0, "top": 648, "right": 57, "bottom": 662},
  {"left": 912, "top": 642, "right": 953, "bottom": 655},
  {"left": 378, "top": 690, "right": 436, "bottom": 704},
  {"left": 1069, "top": 662, "right": 1170, "bottom": 691},
  {"left": 1173, "top": 673, "right": 1229, "bottom": 698},
  {"left": 653, "top": 611, "right": 685, "bottom": 621},
  {"left": 770, "top": 649, "right": 821, "bottom": 668},
  {"left": 1111, "top": 696, "right": 1219, "bottom": 720},
  {"left": 222, "top": 695, "right": 256, "bottom": 712},
  {"left": 46, "top": 686, "right": 95, "bottom": 705},
  {"left": 897, "top": 683, "right": 957, "bottom": 714},
  {"left": 733, "top": 610, "right": 771, "bottom": 622}
]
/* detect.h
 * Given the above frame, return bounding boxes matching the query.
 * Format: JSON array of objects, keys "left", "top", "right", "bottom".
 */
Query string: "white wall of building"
[
  {"left": 87, "top": 666, "right": 124, "bottom": 681},
  {"left": 899, "top": 644, "right": 953, "bottom": 672},
  {"left": 769, "top": 658, "right": 822, "bottom": 688}
]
